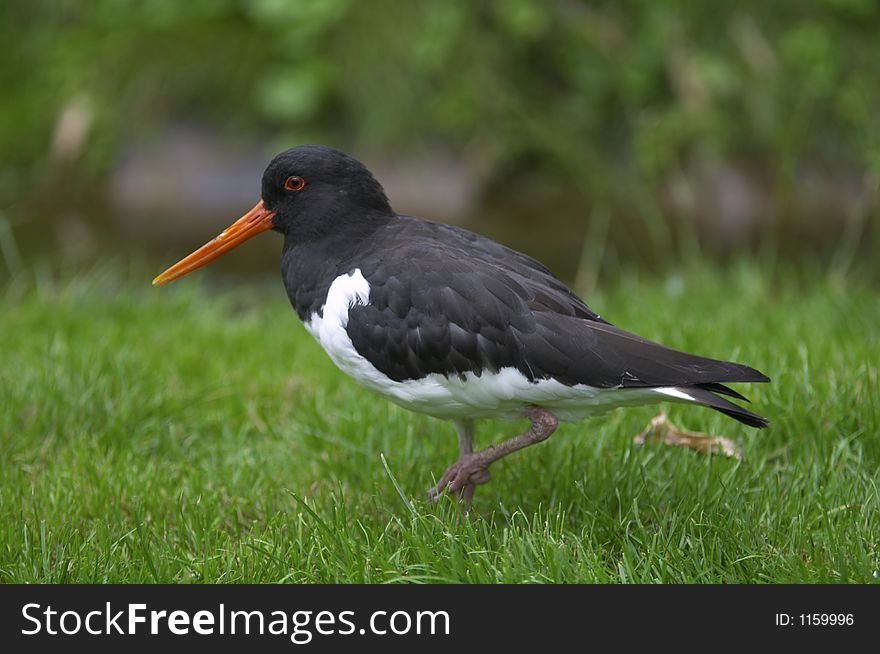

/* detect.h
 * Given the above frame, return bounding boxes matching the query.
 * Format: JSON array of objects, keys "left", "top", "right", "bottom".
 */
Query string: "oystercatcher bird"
[{"left": 154, "top": 145, "right": 769, "bottom": 504}]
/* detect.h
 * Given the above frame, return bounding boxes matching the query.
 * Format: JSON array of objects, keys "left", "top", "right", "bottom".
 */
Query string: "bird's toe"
[{"left": 427, "top": 455, "right": 491, "bottom": 503}]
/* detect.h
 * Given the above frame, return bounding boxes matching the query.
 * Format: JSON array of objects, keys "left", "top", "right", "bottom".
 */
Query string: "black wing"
[
  {"left": 345, "top": 217, "right": 602, "bottom": 381},
  {"left": 344, "top": 218, "right": 769, "bottom": 426}
]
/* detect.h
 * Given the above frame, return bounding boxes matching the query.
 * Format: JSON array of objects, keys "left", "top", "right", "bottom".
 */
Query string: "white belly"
[{"left": 304, "top": 270, "right": 688, "bottom": 421}]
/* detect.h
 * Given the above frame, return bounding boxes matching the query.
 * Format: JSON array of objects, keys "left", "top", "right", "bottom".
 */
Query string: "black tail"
[
  {"left": 532, "top": 315, "right": 770, "bottom": 426},
  {"left": 696, "top": 382, "right": 750, "bottom": 402},
  {"left": 676, "top": 386, "right": 769, "bottom": 428}
]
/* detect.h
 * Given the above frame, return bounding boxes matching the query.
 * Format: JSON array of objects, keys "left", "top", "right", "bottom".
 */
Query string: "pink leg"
[{"left": 427, "top": 407, "right": 558, "bottom": 505}]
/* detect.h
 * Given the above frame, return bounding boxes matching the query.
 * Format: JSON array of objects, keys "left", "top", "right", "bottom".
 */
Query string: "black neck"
[{"left": 280, "top": 210, "right": 393, "bottom": 321}]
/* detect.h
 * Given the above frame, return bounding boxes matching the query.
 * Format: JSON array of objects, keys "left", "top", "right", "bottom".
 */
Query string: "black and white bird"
[{"left": 154, "top": 145, "right": 769, "bottom": 503}]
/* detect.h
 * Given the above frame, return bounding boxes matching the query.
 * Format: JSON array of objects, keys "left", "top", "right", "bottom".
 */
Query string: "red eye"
[{"left": 284, "top": 175, "right": 306, "bottom": 192}]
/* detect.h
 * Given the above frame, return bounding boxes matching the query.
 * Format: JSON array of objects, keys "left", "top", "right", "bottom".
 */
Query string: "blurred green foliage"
[{"left": 2, "top": 0, "right": 879, "bottom": 268}]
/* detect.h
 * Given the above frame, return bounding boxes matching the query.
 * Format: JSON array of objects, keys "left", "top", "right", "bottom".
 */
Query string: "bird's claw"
[{"left": 426, "top": 454, "right": 491, "bottom": 505}]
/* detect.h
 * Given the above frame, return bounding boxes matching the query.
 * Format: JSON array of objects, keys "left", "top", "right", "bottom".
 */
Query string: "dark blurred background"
[{"left": 2, "top": 0, "right": 878, "bottom": 285}]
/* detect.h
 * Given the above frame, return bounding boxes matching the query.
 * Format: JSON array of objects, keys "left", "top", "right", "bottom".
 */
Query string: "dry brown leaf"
[{"left": 633, "top": 412, "right": 743, "bottom": 460}]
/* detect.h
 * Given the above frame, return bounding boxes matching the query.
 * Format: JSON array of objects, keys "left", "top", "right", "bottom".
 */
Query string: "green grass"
[{"left": 1, "top": 262, "right": 878, "bottom": 583}]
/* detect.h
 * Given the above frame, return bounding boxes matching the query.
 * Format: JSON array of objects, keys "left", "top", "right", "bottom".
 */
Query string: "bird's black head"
[
  {"left": 152, "top": 145, "right": 394, "bottom": 286},
  {"left": 261, "top": 145, "right": 393, "bottom": 241}
]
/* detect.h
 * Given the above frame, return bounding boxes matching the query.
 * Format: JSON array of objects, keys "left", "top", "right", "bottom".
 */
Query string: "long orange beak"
[{"left": 152, "top": 200, "right": 276, "bottom": 286}]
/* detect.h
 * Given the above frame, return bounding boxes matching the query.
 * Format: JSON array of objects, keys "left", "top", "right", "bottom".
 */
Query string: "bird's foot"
[
  {"left": 426, "top": 453, "right": 492, "bottom": 506},
  {"left": 634, "top": 412, "right": 742, "bottom": 460},
  {"left": 426, "top": 408, "right": 558, "bottom": 508}
]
